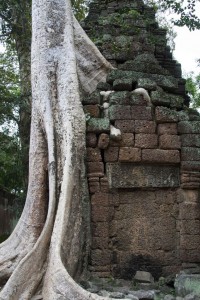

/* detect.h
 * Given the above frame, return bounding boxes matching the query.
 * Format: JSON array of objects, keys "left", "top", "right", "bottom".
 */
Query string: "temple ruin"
[{"left": 82, "top": 0, "right": 200, "bottom": 280}]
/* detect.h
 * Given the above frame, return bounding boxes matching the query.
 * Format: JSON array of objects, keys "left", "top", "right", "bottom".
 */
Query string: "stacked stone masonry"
[{"left": 82, "top": 0, "right": 200, "bottom": 280}]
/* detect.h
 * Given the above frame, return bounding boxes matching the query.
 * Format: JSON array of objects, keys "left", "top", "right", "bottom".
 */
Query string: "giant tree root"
[{"left": 0, "top": 0, "right": 114, "bottom": 299}]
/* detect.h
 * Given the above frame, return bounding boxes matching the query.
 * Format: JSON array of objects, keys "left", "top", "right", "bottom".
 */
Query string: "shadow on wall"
[{"left": 112, "top": 254, "right": 163, "bottom": 281}]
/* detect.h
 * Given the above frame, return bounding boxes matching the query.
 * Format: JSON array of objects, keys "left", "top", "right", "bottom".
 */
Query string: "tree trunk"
[{"left": 0, "top": 0, "right": 112, "bottom": 299}]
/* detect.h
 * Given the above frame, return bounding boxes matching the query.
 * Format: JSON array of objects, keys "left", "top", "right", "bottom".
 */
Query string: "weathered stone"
[
  {"left": 181, "top": 134, "right": 200, "bottom": 147},
  {"left": 97, "top": 81, "right": 112, "bottom": 91},
  {"left": 181, "top": 148, "right": 200, "bottom": 161},
  {"left": 115, "top": 120, "right": 135, "bottom": 133},
  {"left": 83, "top": 90, "right": 101, "bottom": 104},
  {"left": 87, "top": 162, "right": 104, "bottom": 177},
  {"left": 104, "top": 147, "right": 119, "bottom": 162},
  {"left": 134, "top": 271, "right": 154, "bottom": 284},
  {"left": 92, "top": 206, "right": 110, "bottom": 222},
  {"left": 163, "top": 295, "right": 175, "bottom": 300},
  {"left": 109, "top": 292, "right": 125, "bottom": 299},
  {"left": 91, "top": 192, "right": 110, "bottom": 207},
  {"left": 109, "top": 105, "right": 132, "bottom": 120},
  {"left": 184, "top": 293, "right": 200, "bottom": 300},
  {"left": 175, "top": 274, "right": 200, "bottom": 297},
  {"left": 131, "top": 106, "right": 152, "bottom": 120},
  {"left": 106, "top": 163, "right": 180, "bottom": 188},
  {"left": 181, "top": 161, "right": 200, "bottom": 171},
  {"left": 113, "top": 78, "right": 133, "bottom": 91},
  {"left": 179, "top": 202, "right": 200, "bottom": 220},
  {"left": 92, "top": 237, "right": 109, "bottom": 250},
  {"left": 100, "top": 177, "right": 109, "bottom": 193},
  {"left": 110, "top": 133, "right": 134, "bottom": 147},
  {"left": 135, "top": 134, "right": 158, "bottom": 148},
  {"left": 137, "top": 78, "right": 157, "bottom": 91},
  {"left": 178, "top": 121, "right": 200, "bottom": 134},
  {"left": 106, "top": 70, "right": 178, "bottom": 92},
  {"left": 135, "top": 120, "right": 156, "bottom": 133},
  {"left": 119, "top": 147, "right": 141, "bottom": 162},
  {"left": 142, "top": 149, "right": 180, "bottom": 164},
  {"left": 98, "top": 133, "right": 110, "bottom": 149},
  {"left": 158, "top": 123, "right": 177, "bottom": 135},
  {"left": 159, "top": 135, "right": 181, "bottom": 149},
  {"left": 92, "top": 222, "right": 109, "bottom": 237},
  {"left": 88, "top": 177, "right": 100, "bottom": 194},
  {"left": 128, "top": 290, "right": 155, "bottom": 299},
  {"left": 87, "top": 148, "right": 102, "bottom": 161},
  {"left": 87, "top": 118, "right": 110, "bottom": 133},
  {"left": 130, "top": 93, "right": 147, "bottom": 106},
  {"left": 151, "top": 91, "right": 184, "bottom": 109},
  {"left": 110, "top": 91, "right": 131, "bottom": 105},
  {"left": 86, "top": 133, "right": 98, "bottom": 147},
  {"left": 84, "top": 105, "right": 100, "bottom": 118},
  {"left": 91, "top": 250, "right": 111, "bottom": 266},
  {"left": 155, "top": 107, "right": 179, "bottom": 123}
]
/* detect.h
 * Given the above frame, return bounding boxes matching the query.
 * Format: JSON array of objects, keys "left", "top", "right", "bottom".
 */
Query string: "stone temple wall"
[{"left": 82, "top": 0, "right": 200, "bottom": 279}]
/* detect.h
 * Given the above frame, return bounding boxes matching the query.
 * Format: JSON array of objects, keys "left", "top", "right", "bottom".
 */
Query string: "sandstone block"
[
  {"left": 180, "top": 220, "right": 200, "bottom": 235},
  {"left": 91, "top": 249, "right": 111, "bottom": 266},
  {"left": 134, "top": 271, "right": 154, "bottom": 283},
  {"left": 181, "top": 134, "right": 200, "bottom": 147},
  {"left": 115, "top": 120, "right": 135, "bottom": 133},
  {"left": 130, "top": 93, "right": 147, "bottom": 106},
  {"left": 180, "top": 235, "right": 200, "bottom": 250},
  {"left": 91, "top": 237, "right": 109, "bottom": 250},
  {"left": 84, "top": 105, "right": 100, "bottom": 118},
  {"left": 135, "top": 134, "right": 158, "bottom": 148},
  {"left": 180, "top": 249, "right": 200, "bottom": 263},
  {"left": 181, "top": 147, "right": 200, "bottom": 161},
  {"left": 104, "top": 147, "right": 119, "bottom": 162},
  {"left": 107, "top": 164, "right": 180, "bottom": 188},
  {"left": 87, "top": 148, "right": 102, "bottom": 162},
  {"left": 119, "top": 147, "right": 141, "bottom": 162},
  {"left": 83, "top": 90, "right": 101, "bottom": 105},
  {"left": 109, "top": 91, "right": 130, "bottom": 105},
  {"left": 155, "top": 107, "right": 179, "bottom": 123},
  {"left": 157, "top": 123, "right": 178, "bottom": 135},
  {"left": 87, "top": 162, "right": 104, "bottom": 177},
  {"left": 135, "top": 120, "right": 156, "bottom": 133},
  {"left": 86, "top": 133, "right": 97, "bottom": 147},
  {"left": 109, "top": 105, "right": 131, "bottom": 120},
  {"left": 91, "top": 193, "right": 109, "bottom": 207},
  {"left": 178, "top": 121, "right": 200, "bottom": 134},
  {"left": 131, "top": 106, "right": 152, "bottom": 120},
  {"left": 110, "top": 133, "right": 134, "bottom": 147},
  {"left": 179, "top": 202, "right": 200, "bottom": 220},
  {"left": 98, "top": 133, "right": 110, "bottom": 149},
  {"left": 91, "top": 222, "right": 109, "bottom": 237},
  {"left": 137, "top": 78, "right": 157, "bottom": 91},
  {"left": 113, "top": 78, "right": 133, "bottom": 91},
  {"left": 91, "top": 205, "right": 110, "bottom": 222},
  {"left": 88, "top": 177, "right": 100, "bottom": 194},
  {"left": 142, "top": 149, "right": 180, "bottom": 163},
  {"left": 87, "top": 118, "right": 110, "bottom": 133},
  {"left": 159, "top": 135, "right": 181, "bottom": 149},
  {"left": 100, "top": 177, "right": 109, "bottom": 193},
  {"left": 181, "top": 161, "right": 200, "bottom": 171}
]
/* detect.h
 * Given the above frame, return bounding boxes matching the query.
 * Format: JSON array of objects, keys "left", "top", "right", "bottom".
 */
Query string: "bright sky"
[
  {"left": 172, "top": 2, "right": 200, "bottom": 76},
  {"left": 174, "top": 26, "right": 200, "bottom": 76}
]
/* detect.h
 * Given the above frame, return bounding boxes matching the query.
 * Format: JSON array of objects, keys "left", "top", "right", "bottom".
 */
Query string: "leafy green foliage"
[
  {"left": 145, "top": 0, "right": 200, "bottom": 31},
  {"left": 186, "top": 72, "right": 200, "bottom": 108},
  {"left": 0, "top": 132, "right": 24, "bottom": 196},
  {"left": 0, "top": 47, "right": 20, "bottom": 127}
]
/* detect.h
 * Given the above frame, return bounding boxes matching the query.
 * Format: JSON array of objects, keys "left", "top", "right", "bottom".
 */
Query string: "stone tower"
[{"left": 82, "top": 0, "right": 200, "bottom": 280}]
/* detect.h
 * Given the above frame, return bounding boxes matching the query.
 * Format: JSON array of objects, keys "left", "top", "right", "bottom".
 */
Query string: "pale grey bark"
[{"left": 0, "top": 0, "right": 113, "bottom": 299}]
